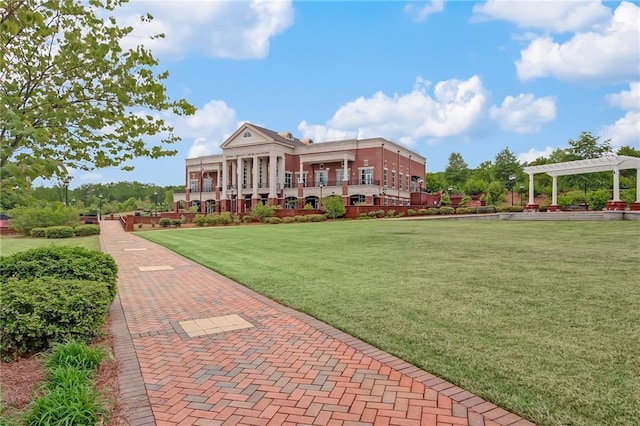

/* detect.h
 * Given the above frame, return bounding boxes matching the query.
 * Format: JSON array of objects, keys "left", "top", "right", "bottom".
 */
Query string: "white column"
[
  {"left": 342, "top": 156, "right": 348, "bottom": 182},
  {"left": 636, "top": 169, "right": 640, "bottom": 202},
  {"left": 252, "top": 156, "right": 259, "bottom": 197},
  {"left": 236, "top": 157, "right": 242, "bottom": 190},
  {"left": 552, "top": 175, "right": 558, "bottom": 205},
  {"left": 299, "top": 161, "right": 304, "bottom": 184},
  {"left": 278, "top": 156, "right": 285, "bottom": 189},
  {"left": 269, "top": 154, "right": 277, "bottom": 198},
  {"left": 612, "top": 167, "right": 620, "bottom": 201},
  {"left": 222, "top": 158, "right": 228, "bottom": 198},
  {"left": 528, "top": 174, "right": 535, "bottom": 205}
]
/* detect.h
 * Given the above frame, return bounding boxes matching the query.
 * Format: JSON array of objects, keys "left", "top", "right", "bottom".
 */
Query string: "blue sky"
[{"left": 68, "top": 0, "right": 639, "bottom": 188}]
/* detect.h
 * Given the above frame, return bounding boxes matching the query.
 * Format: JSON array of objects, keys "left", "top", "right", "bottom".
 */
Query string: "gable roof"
[{"left": 249, "top": 124, "right": 304, "bottom": 147}]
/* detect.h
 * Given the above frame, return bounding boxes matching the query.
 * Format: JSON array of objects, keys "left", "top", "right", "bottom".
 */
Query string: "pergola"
[{"left": 522, "top": 155, "right": 640, "bottom": 210}]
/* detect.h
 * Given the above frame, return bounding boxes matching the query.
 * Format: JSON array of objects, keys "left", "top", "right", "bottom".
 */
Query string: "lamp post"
[
  {"left": 319, "top": 183, "right": 324, "bottom": 209},
  {"left": 229, "top": 187, "right": 235, "bottom": 213},
  {"left": 63, "top": 177, "right": 70, "bottom": 206},
  {"left": 519, "top": 184, "right": 524, "bottom": 207},
  {"left": 508, "top": 174, "right": 516, "bottom": 205},
  {"left": 382, "top": 186, "right": 387, "bottom": 206},
  {"left": 418, "top": 178, "right": 424, "bottom": 192},
  {"left": 98, "top": 194, "right": 103, "bottom": 220},
  {"left": 154, "top": 191, "right": 158, "bottom": 216}
]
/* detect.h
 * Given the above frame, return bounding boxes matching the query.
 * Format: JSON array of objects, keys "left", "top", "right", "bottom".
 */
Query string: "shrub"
[
  {"left": 367, "top": 210, "right": 378, "bottom": 218},
  {"left": 267, "top": 217, "right": 282, "bottom": 224},
  {"left": 8, "top": 205, "right": 80, "bottom": 235},
  {"left": 137, "top": 223, "right": 143, "bottom": 229},
  {"left": 171, "top": 219, "right": 183, "bottom": 227},
  {"left": 282, "top": 216, "right": 295, "bottom": 224},
  {"left": 357, "top": 213, "right": 371, "bottom": 220},
  {"left": 251, "top": 203, "right": 275, "bottom": 222},
  {"left": 588, "top": 189, "right": 610, "bottom": 211},
  {"left": 294, "top": 215, "right": 309, "bottom": 222},
  {"left": 30, "top": 227, "right": 46, "bottom": 238},
  {"left": 455, "top": 207, "right": 474, "bottom": 215},
  {"left": 322, "top": 195, "right": 346, "bottom": 219},
  {"left": 307, "top": 214, "right": 326, "bottom": 222},
  {"left": 407, "top": 209, "right": 416, "bottom": 216},
  {"left": 242, "top": 215, "right": 254, "bottom": 223},
  {"left": 386, "top": 210, "right": 396, "bottom": 217},
  {"left": 417, "top": 208, "right": 429, "bottom": 216},
  {"left": 439, "top": 206, "right": 455, "bottom": 215},
  {"left": 205, "top": 214, "right": 220, "bottom": 225},
  {"left": 303, "top": 203, "right": 315, "bottom": 210},
  {"left": 375, "top": 209, "right": 386, "bottom": 218},
  {"left": 0, "top": 246, "right": 118, "bottom": 298},
  {"left": 1, "top": 278, "right": 112, "bottom": 359},
  {"left": 426, "top": 208, "right": 439, "bottom": 215},
  {"left": 193, "top": 214, "right": 207, "bottom": 226},
  {"left": 47, "top": 341, "right": 104, "bottom": 373},
  {"left": 73, "top": 224, "right": 100, "bottom": 236},
  {"left": 219, "top": 212, "right": 233, "bottom": 225},
  {"left": 45, "top": 226, "right": 74, "bottom": 238},
  {"left": 159, "top": 218, "right": 172, "bottom": 228}
]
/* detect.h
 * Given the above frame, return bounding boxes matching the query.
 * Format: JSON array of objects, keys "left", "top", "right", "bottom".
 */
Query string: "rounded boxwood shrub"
[
  {"left": 242, "top": 215, "right": 254, "bottom": 223},
  {"left": 417, "top": 209, "right": 429, "bottom": 216},
  {"left": 282, "top": 216, "right": 295, "bottom": 224},
  {"left": 267, "top": 217, "right": 282, "bottom": 224},
  {"left": 439, "top": 206, "right": 455, "bottom": 215},
  {"left": 73, "top": 224, "right": 100, "bottom": 236},
  {"left": 0, "top": 277, "right": 112, "bottom": 359},
  {"left": 455, "top": 207, "right": 475, "bottom": 215},
  {"left": 45, "top": 226, "right": 74, "bottom": 238},
  {"left": 0, "top": 246, "right": 118, "bottom": 299},
  {"left": 407, "top": 209, "right": 416, "bottom": 216},
  {"left": 159, "top": 218, "right": 172, "bottom": 227},
  {"left": 171, "top": 219, "right": 183, "bottom": 227},
  {"left": 30, "top": 227, "right": 46, "bottom": 238},
  {"left": 193, "top": 214, "right": 206, "bottom": 226},
  {"left": 293, "top": 215, "right": 308, "bottom": 222},
  {"left": 307, "top": 214, "right": 326, "bottom": 222},
  {"left": 426, "top": 208, "right": 439, "bottom": 215}
]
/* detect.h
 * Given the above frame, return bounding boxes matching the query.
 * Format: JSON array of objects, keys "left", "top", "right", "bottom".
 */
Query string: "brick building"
[{"left": 173, "top": 123, "right": 430, "bottom": 213}]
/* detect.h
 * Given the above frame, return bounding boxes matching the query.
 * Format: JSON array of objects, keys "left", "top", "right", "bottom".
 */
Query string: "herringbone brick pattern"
[{"left": 101, "top": 221, "right": 535, "bottom": 426}]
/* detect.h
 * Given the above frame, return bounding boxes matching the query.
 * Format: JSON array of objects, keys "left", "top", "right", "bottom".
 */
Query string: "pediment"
[{"left": 220, "top": 123, "right": 300, "bottom": 150}]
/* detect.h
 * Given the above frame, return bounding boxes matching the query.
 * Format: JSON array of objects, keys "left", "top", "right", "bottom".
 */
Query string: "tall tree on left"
[{"left": 0, "top": 0, "right": 195, "bottom": 206}]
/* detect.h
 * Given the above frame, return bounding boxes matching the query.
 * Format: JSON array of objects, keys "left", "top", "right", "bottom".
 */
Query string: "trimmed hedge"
[
  {"left": 0, "top": 278, "right": 112, "bottom": 359},
  {"left": 455, "top": 207, "right": 475, "bottom": 215},
  {"left": 159, "top": 218, "right": 172, "bottom": 227},
  {"left": 73, "top": 224, "right": 100, "bottom": 236},
  {"left": 439, "top": 207, "right": 455, "bottom": 215},
  {"left": 0, "top": 246, "right": 118, "bottom": 298},
  {"left": 30, "top": 227, "right": 46, "bottom": 238},
  {"left": 45, "top": 226, "right": 74, "bottom": 238},
  {"left": 267, "top": 217, "right": 282, "bottom": 224}
]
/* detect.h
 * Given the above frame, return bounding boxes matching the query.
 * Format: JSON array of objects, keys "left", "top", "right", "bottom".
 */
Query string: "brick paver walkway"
[{"left": 101, "top": 221, "right": 534, "bottom": 426}]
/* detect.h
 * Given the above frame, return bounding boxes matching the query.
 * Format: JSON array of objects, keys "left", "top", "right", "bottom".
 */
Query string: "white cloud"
[
  {"left": 472, "top": 0, "right": 611, "bottom": 33},
  {"left": 117, "top": 0, "right": 294, "bottom": 60},
  {"left": 598, "top": 83, "right": 640, "bottom": 147},
  {"left": 517, "top": 146, "right": 556, "bottom": 163},
  {"left": 78, "top": 171, "right": 103, "bottom": 182},
  {"left": 298, "top": 76, "right": 488, "bottom": 145},
  {"left": 404, "top": 1, "right": 445, "bottom": 23},
  {"left": 607, "top": 82, "right": 640, "bottom": 111},
  {"left": 175, "top": 100, "right": 239, "bottom": 157},
  {"left": 490, "top": 93, "right": 556, "bottom": 133},
  {"left": 515, "top": 2, "right": 640, "bottom": 82}
]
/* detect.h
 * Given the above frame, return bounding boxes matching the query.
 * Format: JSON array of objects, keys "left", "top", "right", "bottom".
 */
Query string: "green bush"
[
  {"left": 417, "top": 208, "right": 429, "bottom": 216},
  {"left": 171, "top": 219, "right": 182, "bottom": 227},
  {"left": 0, "top": 246, "right": 118, "bottom": 298},
  {"left": 73, "top": 224, "right": 100, "bottom": 236},
  {"left": 357, "top": 213, "right": 371, "bottom": 220},
  {"left": 219, "top": 212, "right": 233, "bottom": 225},
  {"left": 476, "top": 206, "right": 497, "bottom": 214},
  {"left": 45, "top": 226, "right": 74, "bottom": 239},
  {"left": 367, "top": 210, "right": 378, "bottom": 218},
  {"left": 439, "top": 206, "right": 455, "bottom": 215},
  {"left": 294, "top": 215, "right": 309, "bottom": 222},
  {"left": 455, "top": 207, "right": 475, "bottom": 214},
  {"left": 1, "top": 278, "right": 112, "bottom": 359},
  {"left": 588, "top": 189, "right": 610, "bottom": 211},
  {"left": 282, "top": 216, "right": 295, "bottom": 224},
  {"left": 30, "top": 227, "right": 46, "bottom": 238},
  {"left": 427, "top": 208, "right": 439, "bottom": 215},
  {"left": 407, "top": 209, "right": 416, "bottom": 216},
  {"left": 242, "top": 215, "right": 254, "bottom": 223},
  {"left": 375, "top": 209, "right": 386, "bottom": 218},
  {"left": 205, "top": 214, "right": 220, "bottom": 225},
  {"left": 322, "top": 195, "right": 346, "bottom": 219},
  {"left": 193, "top": 214, "right": 207, "bottom": 226},
  {"left": 159, "top": 218, "right": 172, "bottom": 227},
  {"left": 8, "top": 205, "right": 80, "bottom": 235},
  {"left": 307, "top": 214, "right": 326, "bottom": 222},
  {"left": 386, "top": 210, "right": 396, "bottom": 217},
  {"left": 267, "top": 217, "right": 282, "bottom": 224},
  {"left": 47, "top": 341, "right": 104, "bottom": 373},
  {"left": 303, "top": 203, "right": 315, "bottom": 210},
  {"left": 251, "top": 203, "right": 275, "bottom": 222}
]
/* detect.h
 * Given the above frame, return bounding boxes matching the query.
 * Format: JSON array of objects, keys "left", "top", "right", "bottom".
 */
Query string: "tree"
[
  {"left": 470, "top": 160, "right": 494, "bottom": 184},
  {"left": 444, "top": 153, "right": 469, "bottom": 188},
  {"left": 322, "top": 195, "right": 345, "bottom": 219},
  {"left": 424, "top": 172, "right": 445, "bottom": 193},
  {"left": 1, "top": 0, "right": 195, "bottom": 200},
  {"left": 566, "top": 132, "right": 612, "bottom": 160},
  {"left": 493, "top": 147, "right": 521, "bottom": 184}
]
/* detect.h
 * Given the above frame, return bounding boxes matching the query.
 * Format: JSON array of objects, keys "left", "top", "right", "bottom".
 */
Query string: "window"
[
  {"left": 243, "top": 131, "right": 251, "bottom": 137},
  {"left": 405, "top": 175, "right": 410, "bottom": 191},
  {"left": 391, "top": 171, "right": 396, "bottom": 189},
  {"left": 285, "top": 172, "right": 292, "bottom": 188},
  {"left": 315, "top": 171, "right": 328, "bottom": 185},
  {"left": 203, "top": 178, "right": 213, "bottom": 192},
  {"left": 242, "top": 160, "right": 248, "bottom": 189},
  {"left": 189, "top": 180, "right": 198, "bottom": 192},
  {"left": 383, "top": 169, "right": 388, "bottom": 187},
  {"left": 336, "top": 169, "right": 350, "bottom": 183},
  {"left": 360, "top": 168, "right": 373, "bottom": 184},
  {"left": 295, "top": 172, "right": 307, "bottom": 186},
  {"left": 399, "top": 173, "right": 403, "bottom": 190},
  {"left": 259, "top": 159, "right": 264, "bottom": 187}
]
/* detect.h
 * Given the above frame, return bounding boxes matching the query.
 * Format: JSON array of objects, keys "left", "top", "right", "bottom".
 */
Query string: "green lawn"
[
  {"left": 0, "top": 235, "right": 100, "bottom": 257},
  {"left": 139, "top": 220, "right": 640, "bottom": 426}
]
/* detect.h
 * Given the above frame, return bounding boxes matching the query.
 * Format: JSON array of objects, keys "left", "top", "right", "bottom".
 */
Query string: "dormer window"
[
  {"left": 243, "top": 131, "right": 251, "bottom": 138},
  {"left": 287, "top": 132, "right": 293, "bottom": 140}
]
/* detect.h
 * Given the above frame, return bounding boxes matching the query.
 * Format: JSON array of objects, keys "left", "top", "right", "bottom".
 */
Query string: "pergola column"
[
  {"left": 528, "top": 174, "right": 535, "bottom": 205},
  {"left": 636, "top": 169, "right": 640, "bottom": 203},
  {"left": 612, "top": 166, "right": 620, "bottom": 201},
  {"left": 552, "top": 175, "right": 558, "bottom": 205}
]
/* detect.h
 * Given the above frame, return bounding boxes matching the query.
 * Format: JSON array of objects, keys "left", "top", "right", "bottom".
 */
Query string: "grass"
[
  {"left": 139, "top": 220, "right": 640, "bottom": 426},
  {"left": 0, "top": 235, "right": 100, "bottom": 257}
]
